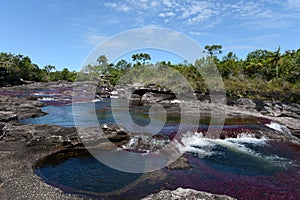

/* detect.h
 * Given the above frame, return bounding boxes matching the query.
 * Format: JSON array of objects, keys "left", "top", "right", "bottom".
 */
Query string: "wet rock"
[
  {"left": 123, "top": 135, "right": 170, "bottom": 152},
  {"left": 142, "top": 187, "right": 236, "bottom": 200}
]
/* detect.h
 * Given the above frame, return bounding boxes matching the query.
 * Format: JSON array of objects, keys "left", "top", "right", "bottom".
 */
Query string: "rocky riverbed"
[{"left": 0, "top": 81, "right": 300, "bottom": 199}]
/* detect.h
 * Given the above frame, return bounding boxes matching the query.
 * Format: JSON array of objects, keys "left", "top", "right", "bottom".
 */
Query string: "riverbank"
[{"left": 1, "top": 81, "right": 299, "bottom": 199}]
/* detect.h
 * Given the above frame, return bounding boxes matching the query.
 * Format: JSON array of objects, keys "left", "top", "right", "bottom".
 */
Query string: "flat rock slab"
[{"left": 142, "top": 187, "right": 236, "bottom": 200}]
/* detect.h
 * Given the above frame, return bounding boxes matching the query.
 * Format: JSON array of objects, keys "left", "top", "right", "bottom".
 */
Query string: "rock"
[
  {"left": 141, "top": 92, "right": 176, "bottom": 104},
  {"left": 166, "top": 156, "right": 191, "bottom": 170},
  {"left": 0, "top": 111, "right": 17, "bottom": 122},
  {"left": 257, "top": 101, "right": 300, "bottom": 119},
  {"left": 0, "top": 122, "right": 5, "bottom": 140},
  {"left": 123, "top": 134, "right": 170, "bottom": 152},
  {"left": 101, "top": 123, "right": 130, "bottom": 142},
  {"left": 142, "top": 187, "right": 236, "bottom": 200},
  {"left": 112, "top": 83, "right": 176, "bottom": 103},
  {"left": 235, "top": 98, "right": 256, "bottom": 110},
  {"left": 79, "top": 124, "right": 130, "bottom": 146},
  {"left": 2, "top": 123, "right": 79, "bottom": 149},
  {"left": 0, "top": 96, "right": 46, "bottom": 121}
]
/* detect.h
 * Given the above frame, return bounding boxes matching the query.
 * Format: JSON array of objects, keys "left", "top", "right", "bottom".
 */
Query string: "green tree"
[
  {"left": 219, "top": 52, "right": 239, "bottom": 78},
  {"left": 115, "top": 59, "right": 131, "bottom": 71},
  {"left": 132, "top": 53, "right": 151, "bottom": 65},
  {"left": 43, "top": 65, "right": 56, "bottom": 73},
  {"left": 244, "top": 49, "right": 273, "bottom": 79},
  {"left": 205, "top": 45, "right": 223, "bottom": 57}
]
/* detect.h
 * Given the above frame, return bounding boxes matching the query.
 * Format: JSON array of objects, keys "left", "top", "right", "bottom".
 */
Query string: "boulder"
[
  {"left": 142, "top": 187, "right": 236, "bottom": 200},
  {"left": 141, "top": 92, "right": 176, "bottom": 104},
  {"left": 123, "top": 134, "right": 170, "bottom": 152}
]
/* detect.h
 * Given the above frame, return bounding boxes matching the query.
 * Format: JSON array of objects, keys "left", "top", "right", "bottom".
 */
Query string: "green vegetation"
[
  {"left": 80, "top": 47, "right": 300, "bottom": 102},
  {"left": 0, "top": 52, "right": 77, "bottom": 85},
  {"left": 1, "top": 46, "right": 300, "bottom": 102}
]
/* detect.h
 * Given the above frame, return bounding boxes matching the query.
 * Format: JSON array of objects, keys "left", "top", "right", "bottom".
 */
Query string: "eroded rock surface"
[
  {"left": 0, "top": 96, "right": 46, "bottom": 121},
  {"left": 142, "top": 187, "right": 236, "bottom": 200}
]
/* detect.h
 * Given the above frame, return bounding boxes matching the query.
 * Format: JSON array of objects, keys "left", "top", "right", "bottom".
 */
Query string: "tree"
[
  {"left": 97, "top": 55, "right": 108, "bottom": 65},
  {"left": 205, "top": 45, "right": 223, "bottom": 57},
  {"left": 115, "top": 59, "right": 131, "bottom": 71},
  {"left": 61, "top": 68, "right": 70, "bottom": 80},
  {"left": 269, "top": 47, "right": 281, "bottom": 79},
  {"left": 219, "top": 52, "right": 239, "bottom": 78},
  {"left": 132, "top": 53, "right": 151, "bottom": 65},
  {"left": 43, "top": 65, "right": 56, "bottom": 73},
  {"left": 245, "top": 49, "right": 273, "bottom": 80}
]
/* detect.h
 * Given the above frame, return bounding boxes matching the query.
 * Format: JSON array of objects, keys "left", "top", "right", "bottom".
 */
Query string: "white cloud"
[
  {"left": 158, "top": 13, "right": 165, "bottom": 18},
  {"left": 181, "top": 1, "right": 215, "bottom": 19},
  {"left": 104, "top": 2, "right": 131, "bottom": 12},
  {"left": 162, "top": 0, "right": 173, "bottom": 8},
  {"left": 286, "top": 0, "right": 300, "bottom": 10},
  {"left": 103, "top": 0, "right": 300, "bottom": 29},
  {"left": 158, "top": 11, "right": 175, "bottom": 18},
  {"left": 166, "top": 12, "right": 175, "bottom": 17},
  {"left": 189, "top": 31, "right": 209, "bottom": 36},
  {"left": 150, "top": 1, "right": 160, "bottom": 7}
]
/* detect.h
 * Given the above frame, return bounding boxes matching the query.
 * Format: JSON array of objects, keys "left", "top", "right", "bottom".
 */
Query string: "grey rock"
[
  {"left": 79, "top": 124, "right": 130, "bottom": 146},
  {"left": 0, "top": 96, "right": 46, "bottom": 121},
  {"left": 0, "top": 122, "right": 5, "bottom": 140},
  {"left": 141, "top": 92, "right": 176, "bottom": 104},
  {"left": 3, "top": 123, "right": 79, "bottom": 149},
  {"left": 236, "top": 98, "right": 256, "bottom": 110},
  {"left": 123, "top": 134, "right": 170, "bottom": 152},
  {"left": 0, "top": 111, "right": 17, "bottom": 122},
  {"left": 142, "top": 187, "right": 236, "bottom": 200}
]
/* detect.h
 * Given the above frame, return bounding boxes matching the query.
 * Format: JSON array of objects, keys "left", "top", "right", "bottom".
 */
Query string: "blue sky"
[{"left": 1, "top": 0, "right": 300, "bottom": 71}]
